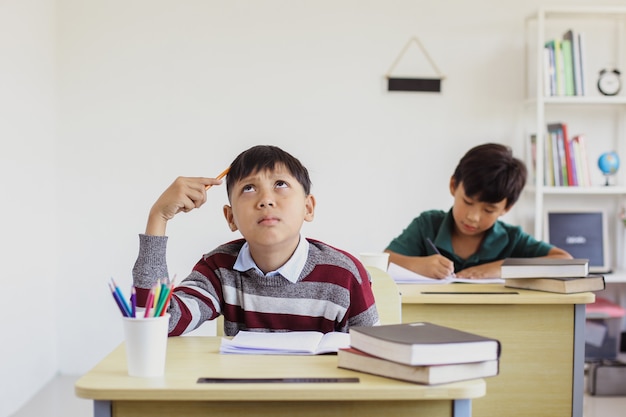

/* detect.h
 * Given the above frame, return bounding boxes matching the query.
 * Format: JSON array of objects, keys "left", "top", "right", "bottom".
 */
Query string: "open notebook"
[
  {"left": 220, "top": 331, "right": 350, "bottom": 355},
  {"left": 387, "top": 263, "right": 503, "bottom": 284}
]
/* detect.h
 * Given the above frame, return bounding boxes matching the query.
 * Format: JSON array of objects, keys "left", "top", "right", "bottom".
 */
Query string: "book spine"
[{"left": 560, "top": 39, "right": 575, "bottom": 96}]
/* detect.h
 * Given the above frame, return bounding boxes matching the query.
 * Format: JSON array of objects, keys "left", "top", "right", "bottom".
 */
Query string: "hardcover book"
[
  {"left": 337, "top": 347, "right": 499, "bottom": 385},
  {"left": 348, "top": 322, "right": 501, "bottom": 366},
  {"left": 501, "top": 258, "right": 589, "bottom": 278},
  {"left": 503, "top": 275, "right": 605, "bottom": 294}
]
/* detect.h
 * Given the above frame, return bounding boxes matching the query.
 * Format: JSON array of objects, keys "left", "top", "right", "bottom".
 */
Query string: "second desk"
[{"left": 398, "top": 283, "right": 594, "bottom": 417}]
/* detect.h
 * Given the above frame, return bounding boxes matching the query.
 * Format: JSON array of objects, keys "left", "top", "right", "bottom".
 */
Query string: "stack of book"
[
  {"left": 338, "top": 322, "right": 501, "bottom": 385},
  {"left": 501, "top": 258, "right": 605, "bottom": 294}
]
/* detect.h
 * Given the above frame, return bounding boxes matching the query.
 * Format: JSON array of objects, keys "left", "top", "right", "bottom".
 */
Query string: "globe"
[{"left": 598, "top": 151, "right": 620, "bottom": 185}]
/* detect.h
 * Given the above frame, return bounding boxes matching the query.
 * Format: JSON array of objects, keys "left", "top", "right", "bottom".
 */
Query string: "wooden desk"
[
  {"left": 398, "top": 283, "right": 595, "bottom": 417},
  {"left": 75, "top": 337, "right": 486, "bottom": 417}
]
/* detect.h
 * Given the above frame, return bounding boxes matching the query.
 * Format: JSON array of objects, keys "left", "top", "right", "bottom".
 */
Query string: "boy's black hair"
[
  {"left": 226, "top": 145, "right": 312, "bottom": 198},
  {"left": 452, "top": 143, "right": 527, "bottom": 209}
]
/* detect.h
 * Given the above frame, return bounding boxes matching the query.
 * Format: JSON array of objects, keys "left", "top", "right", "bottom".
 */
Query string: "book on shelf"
[
  {"left": 573, "top": 135, "right": 592, "bottom": 186},
  {"left": 563, "top": 29, "right": 584, "bottom": 96},
  {"left": 543, "top": 43, "right": 556, "bottom": 96},
  {"left": 337, "top": 347, "right": 500, "bottom": 385},
  {"left": 349, "top": 322, "right": 501, "bottom": 366},
  {"left": 577, "top": 31, "right": 586, "bottom": 95},
  {"left": 503, "top": 275, "right": 605, "bottom": 294},
  {"left": 560, "top": 38, "right": 575, "bottom": 96},
  {"left": 501, "top": 258, "right": 589, "bottom": 279},
  {"left": 219, "top": 330, "right": 350, "bottom": 355}
]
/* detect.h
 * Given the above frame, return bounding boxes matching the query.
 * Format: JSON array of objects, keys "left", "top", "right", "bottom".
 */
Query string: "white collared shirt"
[{"left": 233, "top": 236, "right": 309, "bottom": 283}]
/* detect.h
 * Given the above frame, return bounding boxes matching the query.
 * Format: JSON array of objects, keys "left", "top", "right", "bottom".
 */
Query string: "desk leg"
[
  {"left": 572, "top": 304, "right": 585, "bottom": 417},
  {"left": 94, "top": 400, "right": 111, "bottom": 417},
  {"left": 452, "top": 399, "right": 471, "bottom": 417}
]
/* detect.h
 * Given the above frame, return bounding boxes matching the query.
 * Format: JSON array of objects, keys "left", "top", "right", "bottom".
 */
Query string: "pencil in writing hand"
[
  {"left": 426, "top": 238, "right": 441, "bottom": 255},
  {"left": 426, "top": 238, "right": 456, "bottom": 278},
  {"left": 205, "top": 166, "right": 230, "bottom": 190}
]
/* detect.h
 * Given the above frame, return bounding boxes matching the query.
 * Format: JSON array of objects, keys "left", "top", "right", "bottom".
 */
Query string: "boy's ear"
[
  {"left": 223, "top": 205, "right": 239, "bottom": 232},
  {"left": 304, "top": 194, "right": 316, "bottom": 222},
  {"left": 449, "top": 177, "right": 457, "bottom": 196}
]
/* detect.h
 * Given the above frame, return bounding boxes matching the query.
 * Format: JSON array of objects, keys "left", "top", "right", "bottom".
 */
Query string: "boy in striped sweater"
[{"left": 133, "top": 145, "right": 379, "bottom": 336}]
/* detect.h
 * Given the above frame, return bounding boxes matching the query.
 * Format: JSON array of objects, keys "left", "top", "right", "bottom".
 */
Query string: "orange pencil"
[{"left": 206, "top": 167, "right": 230, "bottom": 190}]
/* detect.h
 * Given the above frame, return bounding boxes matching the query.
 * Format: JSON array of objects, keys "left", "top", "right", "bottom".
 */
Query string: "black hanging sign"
[{"left": 385, "top": 37, "right": 445, "bottom": 93}]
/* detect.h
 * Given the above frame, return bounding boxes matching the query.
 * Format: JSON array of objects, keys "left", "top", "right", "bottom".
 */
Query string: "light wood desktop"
[
  {"left": 75, "top": 337, "right": 486, "bottom": 417},
  {"left": 398, "top": 283, "right": 594, "bottom": 417}
]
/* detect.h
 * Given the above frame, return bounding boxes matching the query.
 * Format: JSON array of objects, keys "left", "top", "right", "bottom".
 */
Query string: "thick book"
[
  {"left": 504, "top": 275, "right": 605, "bottom": 294},
  {"left": 219, "top": 330, "right": 350, "bottom": 355},
  {"left": 337, "top": 347, "right": 499, "bottom": 385},
  {"left": 501, "top": 258, "right": 589, "bottom": 278},
  {"left": 348, "top": 322, "right": 500, "bottom": 366}
]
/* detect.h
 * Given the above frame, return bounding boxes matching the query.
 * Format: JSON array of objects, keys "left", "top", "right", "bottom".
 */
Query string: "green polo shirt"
[{"left": 386, "top": 209, "right": 553, "bottom": 272}]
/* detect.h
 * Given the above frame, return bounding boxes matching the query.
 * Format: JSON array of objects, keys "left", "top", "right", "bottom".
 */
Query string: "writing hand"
[{"left": 424, "top": 255, "right": 456, "bottom": 279}]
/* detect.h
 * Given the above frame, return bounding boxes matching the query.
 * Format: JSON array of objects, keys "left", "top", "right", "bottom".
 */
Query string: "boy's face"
[
  {"left": 449, "top": 179, "right": 509, "bottom": 237},
  {"left": 223, "top": 164, "right": 315, "bottom": 254}
]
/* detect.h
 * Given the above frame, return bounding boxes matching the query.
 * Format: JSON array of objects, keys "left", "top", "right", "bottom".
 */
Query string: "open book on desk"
[
  {"left": 388, "top": 263, "right": 504, "bottom": 284},
  {"left": 220, "top": 330, "right": 350, "bottom": 355}
]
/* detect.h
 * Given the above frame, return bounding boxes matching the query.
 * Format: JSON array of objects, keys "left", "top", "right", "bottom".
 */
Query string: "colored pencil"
[
  {"left": 154, "top": 281, "right": 169, "bottom": 317},
  {"left": 109, "top": 283, "right": 129, "bottom": 317},
  {"left": 130, "top": 287, "right": 136, "bottom": 318},
  {"left": 111, "top": 278, "right": 132, "bottom": 317},
  {"left": 144, "top": 287, "right": 155, "bottom": 318},
  {"left": 205, "top": 166, "right": 230, "bottom": 190}
]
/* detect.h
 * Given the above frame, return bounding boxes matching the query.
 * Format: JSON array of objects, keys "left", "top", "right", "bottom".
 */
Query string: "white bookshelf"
[{"left": 524, "top": 7, "right": 626, "bottom": 272}]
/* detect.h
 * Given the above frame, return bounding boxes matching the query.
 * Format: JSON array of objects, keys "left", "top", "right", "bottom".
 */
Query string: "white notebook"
[{"left": 220, "top": 331, "right": 350, "bottom": 355}]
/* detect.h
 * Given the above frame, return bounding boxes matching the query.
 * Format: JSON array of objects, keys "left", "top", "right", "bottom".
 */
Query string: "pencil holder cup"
[
  {"left": 359, "top": 252, "right": 390, "bottom": 272},
  {"left": 122, "top": 314, "right": 169, "bottom": 377}
]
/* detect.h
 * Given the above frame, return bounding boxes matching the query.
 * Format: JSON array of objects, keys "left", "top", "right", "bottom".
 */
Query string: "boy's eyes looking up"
[{"left": 241, "top": 180, "right": 290, "bottom": 193}]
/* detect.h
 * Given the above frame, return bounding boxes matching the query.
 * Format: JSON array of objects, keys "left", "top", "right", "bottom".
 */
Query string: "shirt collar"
[
  {"left": 233, "top": 236, "right": 309, "bottom": 283},
  {"left": 434, "top": 208, "right": 509, "bottom": 260}
]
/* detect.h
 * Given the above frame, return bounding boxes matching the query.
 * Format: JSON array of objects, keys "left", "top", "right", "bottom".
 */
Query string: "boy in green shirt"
[{"left": 385, "top": 143, "right": 572, "bottom": 279}]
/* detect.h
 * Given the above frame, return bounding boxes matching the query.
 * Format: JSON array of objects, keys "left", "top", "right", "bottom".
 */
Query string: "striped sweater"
[{"left": 132, "top": 234, "right": 379, "bottom": 336}]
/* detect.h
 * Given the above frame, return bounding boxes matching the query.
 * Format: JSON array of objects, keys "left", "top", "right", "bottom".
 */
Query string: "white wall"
[
  {"left": 0, "top": 1, "right": 57, "bottom": 416},
  {"left": 55, "top": 0, "right": 530, "bottom": 374},
  {"left": 4, "top": 0, "right": 626, "bottom": 415}
]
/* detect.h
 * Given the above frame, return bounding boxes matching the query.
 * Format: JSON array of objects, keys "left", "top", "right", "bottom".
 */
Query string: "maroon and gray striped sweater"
[{"left": 132, "top": 234, "right": 379, "bottom": 336}]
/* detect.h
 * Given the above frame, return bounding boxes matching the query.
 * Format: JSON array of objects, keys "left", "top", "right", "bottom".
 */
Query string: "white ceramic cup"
[
  {"left": 122, "top": 314, "right": 169, "bottom": 377},
  {"left": 359, "top": 252, "right": 390, "bottom": 272}
]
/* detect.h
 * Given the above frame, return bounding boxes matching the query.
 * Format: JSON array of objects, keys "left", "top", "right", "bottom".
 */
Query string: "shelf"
[
  {"left": 526, "top": 186, "right": 626, "bottom": 195},
  {"left": 605, "top": 271, "right": 626, "bottom": 284},
  {"left": 527, "top": 6, "right": 626, "bottom": 20},
  {"left": 525, "top": 97, "right": 626, "bottom": 106}
]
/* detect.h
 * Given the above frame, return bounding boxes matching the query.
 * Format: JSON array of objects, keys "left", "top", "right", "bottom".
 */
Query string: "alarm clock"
[{"left": 597, "top": 68, "right": 621, "bottom": 96}]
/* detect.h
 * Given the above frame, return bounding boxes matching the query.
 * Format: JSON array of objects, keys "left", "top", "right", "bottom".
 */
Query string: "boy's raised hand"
[{"left": 146, "top": 176, "right": 223, "bottom": 236}]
